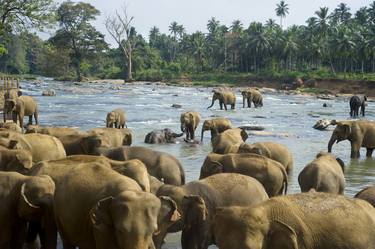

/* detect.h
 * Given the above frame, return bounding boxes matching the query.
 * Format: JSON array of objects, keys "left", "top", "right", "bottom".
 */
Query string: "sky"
[{"left": 51, "top": 0, "right": 371, "bottom": 46}]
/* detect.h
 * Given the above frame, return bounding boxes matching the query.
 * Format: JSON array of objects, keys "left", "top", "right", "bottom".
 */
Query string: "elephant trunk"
[
  {"left": 201, "top": 129, "right": 205, "bottom": 142},
  {"left": 242, "top": 96, "right": 246, "bottom": 108},
  {"left": 207, "top": 98, "right": 216, "bottom": 109},
  {"left": 328, "top": 134, "right": 337, "bottom": 153},
  {"left": 172, "top": 132, "right": 184, "bottom": 138}
]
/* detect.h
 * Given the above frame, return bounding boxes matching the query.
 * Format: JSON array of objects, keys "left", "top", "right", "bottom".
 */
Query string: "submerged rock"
[
  {"left": 171, "top": 104, "right": 182, "bottom": 108},
  {"left": 42, "top": 90, "right": 56, "bottom": 96},
  {"left": 239, "top": 125, "right": 265, "bottom": 131}
]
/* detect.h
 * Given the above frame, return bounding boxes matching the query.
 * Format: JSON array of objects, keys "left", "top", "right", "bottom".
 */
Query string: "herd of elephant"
[{"left": 2, "top": 86, "right": 375, "bottom": 249}]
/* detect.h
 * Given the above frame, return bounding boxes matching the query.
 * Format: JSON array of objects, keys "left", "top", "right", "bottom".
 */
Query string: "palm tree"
[
  {"left": 275, "top": 1, "right": 289, "bottom": 28},
  {"left": 231, "top": 20, "right": 243, "bottom": 33},
  {"left": 331, "top": 3, "right": 351, "bottom": 24},
  {"left": 149, "top": 26, "right": 160, "bottom": 48}
]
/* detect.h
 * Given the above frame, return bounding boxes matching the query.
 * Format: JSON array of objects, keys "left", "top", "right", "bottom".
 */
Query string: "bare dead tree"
[{"left": 104, "top": 3, "right": 135, "bottom": 82}]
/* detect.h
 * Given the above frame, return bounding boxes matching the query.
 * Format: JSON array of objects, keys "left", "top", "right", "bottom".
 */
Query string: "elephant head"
[
  {"left": 106, "top": 111, "right": 118, "bottom": 128},
  {"left": 201, "top": 120, "right": 215, "bottom": 141},
  {"left": 80, "top": 134, "right": 111, "bottom": 155},
  {"left": 328, "top": 121, "right": 351, "bottom": 153},
  {"left": 4, "top": 98, "right": 17, "bottom": 112},
  {"left": 0, "top": 148, "right": 33, "bottom": 174},
  {"left": 18, "top": 175, "right": 57, "bottom": 248},
  {"left": 90, "top": 191, "right": 161, "bottom": 249},
  {"left": 241, "top": 90, "right": 251, "bottom": 107},
  {"left": 163, "top": 128, "right": 183, "bottom": 143},
  {"left": 207, "top": 91, "right": 222, "bottom": 109},
  {"left": 199, "top": 156, "right": 224, "bottom": 179},
  {"left": 153, "top": 196, "right": 181, "bottom": 249},
  {"left": 181, "top": 195, "right": 209, "bottom": 249},
  {"left": 238, "top": 143, "right": 264, "bottom": 155},
  {"left": 316, "top": 152, "right": 345, "bottom": 172},
  {"left": 213, "top": 206, "right": 298, "bottom": 249},
  {"left": 180, "top": 113, "right": 194, "bottom": 133}
]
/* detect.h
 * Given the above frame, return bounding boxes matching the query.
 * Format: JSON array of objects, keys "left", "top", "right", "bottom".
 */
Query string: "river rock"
[
  {"left": 239, "top": 125, "right": 266, "bottom": 131},
  {"left": 248, "top": 130, "right": 296, "bottom": 138},
  {"left": 42, "top": 90, "right": 56, "bottom": 96},
  {"left": 323, "top": 103, "right": 332, "bottom": 108},
  {"left": 171, "top": 104, "right": 182, "bottom": 108}
]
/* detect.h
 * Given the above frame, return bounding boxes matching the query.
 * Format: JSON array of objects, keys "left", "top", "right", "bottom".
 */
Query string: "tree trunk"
[{"left": 126, "top": 53, "right": 133, "bottom": 82}]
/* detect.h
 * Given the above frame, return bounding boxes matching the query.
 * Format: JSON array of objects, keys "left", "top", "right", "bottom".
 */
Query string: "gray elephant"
[
  {"left": 200, "top": 153, "right": 288, "bottom": 197},
  {"left": 5, "top": 96, "right": 38, "bottom": 130},
  {"left": 213, "top": 192, "right": 375, "bottom": 249},
  {"left": 350, "top": 95, "right": 367, "bottom": 118},
  {"left": 0, "top": 172, "right": 56, "bottom": 249},
  {"left": 0, "top": 148, "right": 33, "bottom": 174},
  {"left": 145, "top": 128, "right": 183, "bottom": 144},
  {"left": 328, "top": 120, "right": 375, "bottom": 158},
  {"left": 93, "top": 146, "right": 185, "bottom": 186},
  {"left": 211, "top": 128, "right": 248, "bottom": 154},
  {"left": 207, "top": 90, "right": 236, "bottom": 110},
  {"left": 106, "top": 108, "right": 127, "bottom": 128},
  {"left": 180, "top": 111, "right": 201, "bottom": 141},
  {"left": 200, "top": 118, "right": 232, "bottom": 141},
  {"left": 298, "top": 152, "right": 345, "bottom": 194},
  {"left": 241, "top": 88, "right": 263, "bottom": 108},
  {"left": 154, "top": 173, "right": 268, "bottom": 249},
  {"left": 355, "top": 185, "right": 375, "bottom": 207},
  {"left": 30, "top": 160, "right": 160, "bottom": 249}
]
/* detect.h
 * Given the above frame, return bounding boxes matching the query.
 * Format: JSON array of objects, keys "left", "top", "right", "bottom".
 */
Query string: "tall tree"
[
  {"left": 105, "top": 3, "right": 137, "bottom": 82},
  {"left": 275, "top": 1, "right": 289, "bottom": 28},
  {"left": 51, "top": 1, "right": 107, "bottom": 81}
]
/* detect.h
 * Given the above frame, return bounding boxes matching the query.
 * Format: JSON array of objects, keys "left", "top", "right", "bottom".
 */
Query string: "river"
[{"left": 21, "top": 78, "right": 375, "bottom": 249}]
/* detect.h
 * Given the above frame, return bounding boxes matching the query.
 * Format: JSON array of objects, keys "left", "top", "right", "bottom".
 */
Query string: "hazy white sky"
[{"left": 52, "top": 0, "right": 371, "bottom": 45}]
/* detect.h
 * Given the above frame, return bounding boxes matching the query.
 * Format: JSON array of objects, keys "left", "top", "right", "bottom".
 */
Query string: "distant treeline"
[{"left": 1, "top": 1, "right": 375, "bottom": 82}]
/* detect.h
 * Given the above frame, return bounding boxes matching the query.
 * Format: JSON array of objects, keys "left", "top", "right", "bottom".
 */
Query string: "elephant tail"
[{"left": 275, "top": 161, "right": 288, "bottom": 195}]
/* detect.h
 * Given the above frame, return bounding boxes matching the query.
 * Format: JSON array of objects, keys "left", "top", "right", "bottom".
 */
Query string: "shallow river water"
[{"left": 21, "top": 78, "right": 375, "bottom": 248}]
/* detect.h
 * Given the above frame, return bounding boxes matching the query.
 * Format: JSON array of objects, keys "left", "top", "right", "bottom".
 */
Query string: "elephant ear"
[
  {"left": 336, "top": 157, "right": 345, "bottom": 173},
  {"left": 159, "top": 196, "right": 181, "bottom": 222},
  {"left": 16, "top": 151, "right": 33, "bottom": 169},
  {"left": 340, "top": 124, "right": 351, "bottom": 138},
  {"left": 80, "top": 136, "right": 103, "bottom": 154},
  {"left": 90, "top": 197, "right": 114, "bottom": 229},
  {"left": 182, "top": 195, "right": 208, "bottom": 229},
  {"left": 209, "top": 161, "right": 224, "bottom": 174},
  {"left": 18, "top": 183, "right": 41, "bottom": 218},
  {"left": 268, "top": 220, "right": 299, "bottom": 249}
]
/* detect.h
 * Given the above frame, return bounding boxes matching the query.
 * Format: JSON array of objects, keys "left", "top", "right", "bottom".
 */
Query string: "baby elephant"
[
  {"left": 298, "top": 152, "right": 345, "bottom": 194},
  {"left": 145, "top": 128, "right": 183, "bottom": 144},
  {"left": 349, "top": 95, "right": 366, "bottom": 118},
  {"left": 106, "top": 108, "right": 126, "bottom": 128}
]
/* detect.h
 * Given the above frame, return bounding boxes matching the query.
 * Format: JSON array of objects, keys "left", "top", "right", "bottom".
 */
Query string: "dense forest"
[{"left": 1, "top": 0, "right": 375, "bottom": 83}]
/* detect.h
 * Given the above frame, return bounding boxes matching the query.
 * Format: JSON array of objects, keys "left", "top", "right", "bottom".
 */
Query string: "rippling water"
[{"left": 21, "top": 78, "right": 375, "bottom": 249}]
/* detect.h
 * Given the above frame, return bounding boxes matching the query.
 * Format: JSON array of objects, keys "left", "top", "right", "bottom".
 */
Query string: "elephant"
[
  {"left": 0, "top": 148, "right": 33, "bottom": 174},
  {"left": 238, "top": 142, "right": 294, "bottom": 174},
  {"left": 0, "top": 172, "right": 56, "bottom": 249},
  {"left": 199, "top": 153, "right": 288, "bottom": 197},
  {"left": 30, "top": 160, "right": 160, "bottom": 249},
  {"left": 36, "top": 155, "right": 151, "bottom": 192},
  {"left": 207, "top": 90, "right": 236, "bottom": 110},
  {"left": 58, "top": 133, "right": 111, "bottom": 156},
  {"left": 328, "top": 120, "right": 375, "bottom": 158},
  {"left": 350, "top": 95, "right": 367, "bottom": 118},
  {"left": 180, "top": 111, "right": 201, "bottom": 141},
  {"left": 93, "top": 146, "right": 185, "bottom": 186},
  {"left": 5, "top": 96, "right": 38, "bottom": 130},
  {"left": 89, "top": 127, "right": 132, "bottom": 146},
  {"left": 298, "top": 152, "right": 345, "bottom": 194},
  {"left": 211, "top": 128, "right": 248, "bottom": 154},
  {"left": 355, "top": 185, "right": 375, "bottom": 207},
  {"left": 106, "top": 108, "right": 127, "bottom": 128},
  {"left": 154, "top": 173, "right": 268, "bottom": 249},
  {"left": 213, "top": 192, "right": 375, "bottom": 249},
  {"left": 145, "top": 128, "right": 183, "bottom": 144},
  {"left": 241, "top": 88, "right": 263, "bottom": 108},
  {"left": 149, "top": 175, "right": 164, "bottom": 194},
  {"left": 25, "top": 125, "right": 85, "bottom": 139},
  {"left": 200, "top": 118, "right": 232, "bottom": 141},
  {"left": 0, "top": 132, "right": 66, "bottom": 163},
  {"left": 3, "top": 89, "right": 22, "bottom": 122}
]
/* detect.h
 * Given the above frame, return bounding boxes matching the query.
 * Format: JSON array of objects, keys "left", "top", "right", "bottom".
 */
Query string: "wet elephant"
[
  {"left": 200, "top": 118, "right": 232, "bottom": 141},
  {"left": 5, "top": 96, "right": 38, "bottom": 130},
  {"left": 241, "top": 88, "right": 263, "bottom": 108},
  {"left": 211, "top": 128, "right": 248, "bottom": 154},
  {"left": 145, "top": 128, "right": 183, "bottom": 144},
  {"left": 106, "top": 108, "right": 127, "bottom": 128},
  {"left": 207, "top": 90, "right": 236, "bottom": 110},
  {"left": 180, "top": 111, "right": 201, "bottom": 141},
  {"left": 350, "top": 95, "right": 366, "bottom": 118}
]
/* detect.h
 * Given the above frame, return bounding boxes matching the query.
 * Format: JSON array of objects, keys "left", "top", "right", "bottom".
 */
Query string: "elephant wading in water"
[
  {"left": 350, "top": 95, "right": 367, "bottom": 118},
  {"left": 106, "top": 108, "right": 127, "bottom": 128},
  {"left": 213, "top": 192, "right": 375, "bottom": 249},
  {"left": 211, "top": 128, "right": 248, "bottom": 154},
  {"left": 241, "top": 88, "right": 263, "bottom": 108},
  {"left": 180, "top": 111, "right": 200, "bottom": 141},
  {"left": 29, "top": 161, "right": 160, "bottom": 249},
  {"left": 298, "top": 152, "right": 345, "bottom": 194},
  {"left": 328, "top": 120, "right": 375, "bottom": 158},
  {"left": 0, "top": 172, "right": 56, "bottom": 249},
  {"left": 238, "top": 142, "right": 294, "bottom": 174},
  {"left": 207, "top": 90, "right": 236, "bottom": 110},
  {"left": 200, "top": 118, "right": 232, "bottom": 141},
  {"left": 145, "top": 128, "right": 183, "bottom": 144},
  {"left": 200, "top": 153, "right": 288, "bottom": 197},
  {"left": 5, "top": 96, "right": 38, "bottom": 130},
  {"left": 3, "top": 89, "right": 22, "bottom": 122},
  {"left": 154, "top": 173, "right": 268, "bottom": 249}
]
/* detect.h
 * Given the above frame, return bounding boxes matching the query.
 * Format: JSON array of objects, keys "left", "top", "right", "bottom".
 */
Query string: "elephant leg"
[
  {"left": 247, "top": 98, "right": 251, "bottom": 108},
  {"left": 18, "top": 113, "right": 24, "bottom": 129},
  {"left": 366, "top": 148, "right": 374, "bottom": 157},
  {"left": 351, "top": 142, "right": 361, "bottom": 158},
  {"left": 34, "top": 112, "right": 38, "bottom": 125},
  {"left": 231, "top": 103, "right": 235, "bottom": 109},
  {"left": 224, "top": 104, "right": 227, "bottom": 111},
  {"left": 219, "top": 102, "right": 223, "bottom": 110},
  {"left": 190, "top": 127, "right": 195, "bottom": 140},
  {"left": 12, "top": 112, "right": 17, "bottom": 124},
  {"left": 11, "top": 221, "right": 27, "bottom": 249},
  {"left": 28, "top": 115, "right": 33, "bottom": 125},
  {"left": 361, "top": 105, "right": 365, "bottom": 116}
]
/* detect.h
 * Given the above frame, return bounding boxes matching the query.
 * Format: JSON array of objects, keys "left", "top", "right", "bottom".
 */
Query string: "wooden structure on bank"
[{"left": 0, "top": 77, "right": 21, "bottom": 120}]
